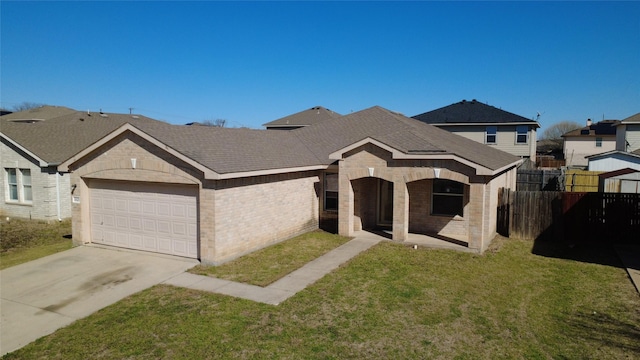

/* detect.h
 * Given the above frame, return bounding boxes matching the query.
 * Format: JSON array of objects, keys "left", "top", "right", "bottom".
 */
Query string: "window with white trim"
[
  {"left": 595, "top": 137, "right": 602, "bottom": 147},
  {"left": 432, "top": 179, "right": 464, "bottom": 217},
  {"left": 5, "top": 168, "right": 32, "bottom": 203},
  {"left": 324, "top": 173, "right": 338, "bottom": 211},
  {"left": 485, "top": 126, "right": 497, "bottom": 144},
  {"left": 516, "top": 125, "right": 528, "bottom": 144}
]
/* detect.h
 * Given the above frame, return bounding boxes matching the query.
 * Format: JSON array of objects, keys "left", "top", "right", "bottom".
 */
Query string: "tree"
[
  {"left": 12, "top": 102, "right": 44, "bottom": 112},
  {"left": 540, "top": 120, "right": 582, "bottom": 139},
  {"left": 201, "top": 118, "right": 227, "bottom": 127}
]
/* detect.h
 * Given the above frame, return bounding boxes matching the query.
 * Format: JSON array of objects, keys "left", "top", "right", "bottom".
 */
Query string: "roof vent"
[
  {"left": 131, "top": 115, "right": 139, "bottom": 119},
  {"left": 100, "top": 113, "right": 108, "bottom": 118}
]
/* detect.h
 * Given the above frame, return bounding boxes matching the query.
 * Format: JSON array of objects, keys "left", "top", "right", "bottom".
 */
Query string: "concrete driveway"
[{"left": 0, "top": 245, "right": 198, "bottom": 356}]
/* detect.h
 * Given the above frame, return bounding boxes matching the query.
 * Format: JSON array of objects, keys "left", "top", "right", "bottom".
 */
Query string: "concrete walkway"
[
  {"left": 615, "top": 245, "right": 640, "bottom": 294},
  {"left": 164, "top": 232, "right": 384, "bottom": 305}
]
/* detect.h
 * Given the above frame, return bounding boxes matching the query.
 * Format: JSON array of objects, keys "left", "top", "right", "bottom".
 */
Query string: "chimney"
[{"left": 586, "top": 118, "right": 592, "bottom": 127}]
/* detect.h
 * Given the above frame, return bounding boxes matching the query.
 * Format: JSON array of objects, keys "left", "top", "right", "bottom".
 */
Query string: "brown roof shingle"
[
  {"left": 1, "top": 109, "right": 167, "bottom": 164},
  {"left": 263, "top": 106, "right": 341, "bottom": 128}
]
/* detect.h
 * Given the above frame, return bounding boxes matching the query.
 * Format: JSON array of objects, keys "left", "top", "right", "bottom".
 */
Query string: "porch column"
[
  {"left": 392, "top": 177, "right": 409, "bottom": 241},
  {"left": 468, "top": 182, "right": 486, "bottom": 251},
  {"left": 338, "top": 165, "right": 354, "bottom": 237}
]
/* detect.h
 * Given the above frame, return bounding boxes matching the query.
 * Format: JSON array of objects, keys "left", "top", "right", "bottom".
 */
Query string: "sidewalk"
[
  {"left": 615, "top": 245, "right": 640, "bottom": 294},
  {"left": 164, "top": 232, "right": 384, "bottom": 305}
]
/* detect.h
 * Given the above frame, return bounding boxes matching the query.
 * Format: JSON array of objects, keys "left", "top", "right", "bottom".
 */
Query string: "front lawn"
[
  {"left": 5, "top": 237, "right": 639, "bottom": 359},
  {"left": 189, "top": 230, "right": 351, "bottom": 286},
  {"left": 0, "top": 218, "right": 72, "bottom": 270}
]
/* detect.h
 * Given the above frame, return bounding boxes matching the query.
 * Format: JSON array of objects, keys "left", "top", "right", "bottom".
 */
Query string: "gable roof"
[
  {"left": 262, "top": 106, "right": 341, "bottom": 128},
  {"left": 1, "top": 108, "right": 166, "bottom": 166},
  {"left": 412, "top": 99, "right": 539, "bottom": 127},
  {"left": 61, "top": 105, "right": 522, "bottom": 179},
  {"left": 562, "top": 120, "right": 620, "bottom": 138},
  {"left": 620, "top": 112, "right": 640, "bottom": 124},
  {"left": 293, "top": 106, "right": 521, "bottom": 173},
  {"left": 586, "top": 149, "right": 640, "bottom": 161}
]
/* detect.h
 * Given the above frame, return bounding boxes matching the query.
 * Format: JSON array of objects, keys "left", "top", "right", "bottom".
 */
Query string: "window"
[
  {"left": 485, "top": 126, "right": 497, "bottom": 144},
  {"left": 5, "top": 168, "right": 32, "bottom": 203},
  {"left": 324, "top": 173, "right": 338, "bottom": 211},
  {"left": 432, "top": 179, "right": 464, "bottom": 217},
  {"left": 516, "top": 125, "right": 528, "bottom": 144},
  {"left": 595, "top": 137, "right": 602, "bottom": 147}
]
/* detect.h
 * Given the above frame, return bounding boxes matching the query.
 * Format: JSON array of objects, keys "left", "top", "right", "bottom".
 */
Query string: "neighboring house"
[
  {"left": 1, "top": 106, "right": 166, "bottom": 221},
  {"left": 587, "top": 149, "right": 640, "bottom": 172},
  {"left": 263, "top": 106, "right": 341, "bottom": 130},
  {"left": 615, "top": 112, "right": 640, "bottom": 152},
  {"left": 562, "top": 119, "right": 619, "bottom": 168},
  {"left": 412, "top": 99, "right": 539, "bottom": 161},
  {"left": 60, "top": 106, "right": 522, "bottom": 265}
]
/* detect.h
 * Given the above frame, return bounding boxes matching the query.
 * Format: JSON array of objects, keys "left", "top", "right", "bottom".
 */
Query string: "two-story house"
[
  {"left": 412, "top": 100, "right": 539, "bottom": 162},
  {"left": 562, "top": 119, "right": 619, "bottom": 168}
]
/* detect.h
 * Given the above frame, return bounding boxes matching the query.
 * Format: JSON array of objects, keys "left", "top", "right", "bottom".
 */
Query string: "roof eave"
[
  {"left": 214, "top": 164, "right": 328, "bottom": 180},
  {"left": 432, "top": 122, "right": 540, "bottom": 128},
  {"left": 0, "top": 132, "right": 51, "bottom": 167}
]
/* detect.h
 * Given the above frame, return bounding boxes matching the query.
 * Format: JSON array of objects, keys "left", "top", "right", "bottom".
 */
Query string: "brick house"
[
  {"left": 0, "top": 107, "right": 165, "bottom": 221},
  {"left": 60, "top": 106, "right": 521, "bottom": 265}
]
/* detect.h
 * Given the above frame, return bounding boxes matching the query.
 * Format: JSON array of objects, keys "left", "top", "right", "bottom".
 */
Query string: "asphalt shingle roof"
[
  {"left": 263, "top": 106, "right": 341, "bottom": 128},
  {"left": 133, "top": 122, "right": 325, "bottom": 174},
  {"left": 293, "top": 106, "right": 520, "bottom": 171},
  {"left": 412, "top": 99, "right": 538, "bottom": 126},
  {"left": 5, "top": 105, "right": 521, "bottom": 175},
  {"left": 562, "top": 120, "right": 620, "bottom": 137},
  {"left": 1, "top": 108, "right": 167, "bottom": 164},
  {"left": 0, "top": 106, "right": 76, "bottom": 122}
]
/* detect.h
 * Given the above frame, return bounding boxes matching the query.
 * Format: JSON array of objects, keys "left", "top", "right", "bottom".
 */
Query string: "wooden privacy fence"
[
  {"left": 516, "top": 169, "right": 562, "bottom": 191},
  {"left": 497, "top": 188, "right": 640, "bottom": 244},
  {"left": 564, "top": 170, "right": 603, "bottom": 192}
]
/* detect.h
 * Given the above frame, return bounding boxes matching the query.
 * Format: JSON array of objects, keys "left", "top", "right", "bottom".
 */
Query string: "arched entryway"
[{"left": 350, "top": 177, "right": 394, "bottom": 233}]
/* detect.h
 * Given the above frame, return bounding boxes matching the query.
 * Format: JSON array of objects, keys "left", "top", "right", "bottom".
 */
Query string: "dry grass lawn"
[{"left": 4, "top": 235, "right": 639, "bottom": 359}]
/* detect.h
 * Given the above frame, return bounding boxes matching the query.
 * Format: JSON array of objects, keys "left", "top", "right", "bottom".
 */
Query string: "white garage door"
[{"left": 89, "top": 180, "right": 198, "bottom": 258}]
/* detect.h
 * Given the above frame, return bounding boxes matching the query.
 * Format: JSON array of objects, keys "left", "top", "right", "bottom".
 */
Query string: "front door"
[{"left": 377, "top": 179, "right": 393, "bottom": 226}]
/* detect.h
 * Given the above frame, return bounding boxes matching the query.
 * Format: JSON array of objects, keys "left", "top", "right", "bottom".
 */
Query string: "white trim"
[
  {"left": 0, "top": 133, "right": 49, "bottom": 167},
  {"left": 432, "top": 122, "right": 540, "bottom": 128},
  {"left": 56, "top": 172, "right": 61, "bottom": 221},
  {"left": 328, "top": 137, "right": 520, "bottom": 176},
  {"left": 215, "top": 164, "right": 327, "bottom": 179}
]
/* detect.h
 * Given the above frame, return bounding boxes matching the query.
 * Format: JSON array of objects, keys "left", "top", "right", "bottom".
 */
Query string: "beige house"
[
  {"left": 1, "top": 106, "right": 164, "bottom": 220},
  {"left": 60, "top": 106, "right": 521, "bottom": 265},
  {"left": 412, "top": 100, "right": 539, "bottom": 161},
  {"left": 615, "top": 112, "right": 640, "bottom": 152},
  {"left": 563, "top": 119, "right": 619, "bottom": 168}
]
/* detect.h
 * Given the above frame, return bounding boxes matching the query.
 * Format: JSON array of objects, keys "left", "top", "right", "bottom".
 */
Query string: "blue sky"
[{"left": 1, "top": 1, "right": 638, "bottom": 130}]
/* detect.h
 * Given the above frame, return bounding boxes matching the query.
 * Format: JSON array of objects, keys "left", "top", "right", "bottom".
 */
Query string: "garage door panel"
[
  {"left": 157, "top": 221, "right": 171, "bottom": 234},
  {"left": 103, "top": 215, "right": 115, "bottom": 227},
  {"left": 130, "top": 218, "right": 142, "bottom": 231},
  {"left": 90, "top": 181, "right": 198, "bottom": 259},
  {"left": 129, "top": 200, "right": 142, "bottom": 214}
]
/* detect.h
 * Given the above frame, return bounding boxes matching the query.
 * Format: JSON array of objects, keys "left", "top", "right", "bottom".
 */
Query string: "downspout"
[{"left": 56, "top": 172, "right": 62, "bottom": 221}]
